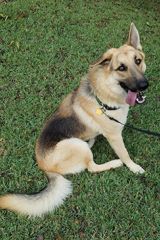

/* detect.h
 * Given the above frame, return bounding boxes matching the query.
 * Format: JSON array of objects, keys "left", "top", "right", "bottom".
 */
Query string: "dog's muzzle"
[{"left": 120, "top": 77, "right": 149, "bottom": 106}]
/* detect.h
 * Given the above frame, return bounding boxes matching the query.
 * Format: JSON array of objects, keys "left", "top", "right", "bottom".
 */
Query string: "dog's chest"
[
  {"left": 107, "top": 105, "right": 129, "bottom": 124},
  {"left": 98, "top": 105, "right": 129, "bottom": 134}
]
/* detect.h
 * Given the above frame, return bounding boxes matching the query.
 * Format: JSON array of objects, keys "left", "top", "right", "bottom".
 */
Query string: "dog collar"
[{"left": 96, "top": 96, "right": 120, "bottom": 112}]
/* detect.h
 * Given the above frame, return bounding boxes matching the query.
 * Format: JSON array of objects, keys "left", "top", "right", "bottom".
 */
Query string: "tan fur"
[{"left": 0, "top": 23, "right": 148, "bottom": 216}]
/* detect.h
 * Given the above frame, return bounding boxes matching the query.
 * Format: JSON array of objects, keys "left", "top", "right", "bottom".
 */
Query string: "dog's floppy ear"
[
  {"left": 127, "top": 23, "right": 142, "bottom": 50},
  {"left": 90, "top": 48, "right": 116, "bottom": 68}
]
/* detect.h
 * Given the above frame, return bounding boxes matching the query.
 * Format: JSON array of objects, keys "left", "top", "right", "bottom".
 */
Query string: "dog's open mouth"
[
  {"left": 126, "top": 90, "right": 146, "bottom": 106},
  {"left": 120, "top": 82, "right": 146, "bottom": 106}
]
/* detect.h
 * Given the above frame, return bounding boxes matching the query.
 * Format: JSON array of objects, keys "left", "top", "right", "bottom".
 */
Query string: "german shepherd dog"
[{"left": 0, "top": 23, "right": 148, "bottom": 216}]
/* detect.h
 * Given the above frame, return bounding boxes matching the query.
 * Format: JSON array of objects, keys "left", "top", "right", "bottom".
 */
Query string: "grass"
[{"left": 0, "top": 0, "right": 160, "bottom": 239}]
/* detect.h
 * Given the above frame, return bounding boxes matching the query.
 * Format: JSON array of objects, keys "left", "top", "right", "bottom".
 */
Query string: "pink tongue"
[{"left": 126, "top": 90, "right": 138, "bottom": 106}]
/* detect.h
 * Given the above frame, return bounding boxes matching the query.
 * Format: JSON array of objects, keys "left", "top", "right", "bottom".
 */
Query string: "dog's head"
[{"left": 89, "top": 23, "right": 148, "bottom": 106}]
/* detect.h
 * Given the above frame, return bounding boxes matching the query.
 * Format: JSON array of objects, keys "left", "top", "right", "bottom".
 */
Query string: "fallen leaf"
[
  {"left": 79, "top": 231, "right": 85, "bottom": 238},
  {"left": 36, "top": 235, "right": 44, "bottom": 240},
  {"left": 16, "top": 41, "right": 20, "bottom": 49},
  {"left": 0, "top": 13, "right": 9, "bottom": 20},
  {"left": 16, "top": 11, "right": 28, "bottom": 19},
  {"left": 0, "top": 36, "right": 4, "bottom": 43},
  {"left": 55, "top": 234, "right": 63, "bottom": 240},
  {"left": 8, "top": 40, "right": 14, "bottom": 47}
]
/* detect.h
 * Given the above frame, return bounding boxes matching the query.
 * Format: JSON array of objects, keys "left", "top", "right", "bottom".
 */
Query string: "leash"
[
  {"left": 95, "top": 96, "right": 160, "bottom": 138},
  {"left": 106, "top": 113, "right": 160, "bottom": 138}
]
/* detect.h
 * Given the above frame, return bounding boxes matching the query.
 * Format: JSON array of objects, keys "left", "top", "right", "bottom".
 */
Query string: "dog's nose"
[{"left": 137, "top": 78, "right": 149, "bottom": 91}]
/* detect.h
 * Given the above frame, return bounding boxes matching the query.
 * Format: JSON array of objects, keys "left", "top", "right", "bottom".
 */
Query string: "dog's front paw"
[{"left": 128, "top": 163, "right": 145, "bottom": 174}]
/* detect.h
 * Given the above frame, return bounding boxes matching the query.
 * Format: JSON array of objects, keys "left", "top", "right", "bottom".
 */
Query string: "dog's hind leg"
[
  {"left": 38, "top": 138, "right": 92, "bottom": 175},
  {"left": 87, "top": 159, "right": 123, "bottom": 173},
  {"left": 38, "top": 138, "right": 123, "bottom": 175}
]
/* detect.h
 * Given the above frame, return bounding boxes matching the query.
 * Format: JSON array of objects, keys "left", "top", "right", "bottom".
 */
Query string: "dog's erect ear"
[
  {"left": 127, "top": 23, "right": 142, "bottom": 50},
  {"left": 90, "top": 48, "right": 116, "bottom": 68}
]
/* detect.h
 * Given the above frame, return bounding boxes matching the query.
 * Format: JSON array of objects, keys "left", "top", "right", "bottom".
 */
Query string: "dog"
[{"left": 0, "top": 23, "right": 148, "bottom": 217}]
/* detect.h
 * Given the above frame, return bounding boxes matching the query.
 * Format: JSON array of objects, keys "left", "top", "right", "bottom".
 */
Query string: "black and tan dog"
[{"left": 0, "top": 23, "right": 148, "bottom": 216}]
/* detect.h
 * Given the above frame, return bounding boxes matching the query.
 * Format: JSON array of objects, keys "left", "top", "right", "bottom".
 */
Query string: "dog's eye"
[
  {"left": 135, "top": 58, "right": 142, "bottom": 65},
  {"left": 117, "top": 64, "right": 127, "bottom": 72}
]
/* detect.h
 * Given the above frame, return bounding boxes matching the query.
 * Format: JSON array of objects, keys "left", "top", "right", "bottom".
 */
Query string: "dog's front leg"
[{"left": 106, "top": 133, "right": 145, "bottom": 174}]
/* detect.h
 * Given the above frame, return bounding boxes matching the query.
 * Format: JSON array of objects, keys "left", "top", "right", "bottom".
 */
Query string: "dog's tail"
[{"left": 0, "top": 172, "right": 72, "bottom": 217}]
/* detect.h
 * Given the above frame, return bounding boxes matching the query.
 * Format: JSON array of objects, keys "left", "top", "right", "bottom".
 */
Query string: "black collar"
[
  {"left": 96, "top": 96, "right": 120, "bottom": 111},
  {"left": 83, "top": 79, "right": 120, "bottom": 111}
]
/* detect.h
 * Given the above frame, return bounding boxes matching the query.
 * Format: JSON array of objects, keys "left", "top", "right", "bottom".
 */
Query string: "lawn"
[{"left": 0, "top": 0, "right": 160, "bottom": 239}]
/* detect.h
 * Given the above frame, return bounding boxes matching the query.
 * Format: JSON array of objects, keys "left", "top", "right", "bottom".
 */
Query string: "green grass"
[{"left": 0, "top": 0, "right": 160, "bottom": 239}]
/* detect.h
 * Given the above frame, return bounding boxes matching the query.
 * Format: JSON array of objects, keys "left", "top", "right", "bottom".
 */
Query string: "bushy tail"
[{"left": 0, "top": 173, "right": 72, "bottom": 217}]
